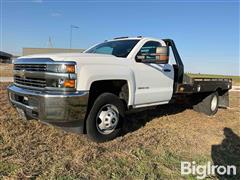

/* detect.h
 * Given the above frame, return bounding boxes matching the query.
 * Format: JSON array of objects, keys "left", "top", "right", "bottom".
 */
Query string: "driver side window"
[
  {"left": 94, "top": 46, "right": 113, "bottom": 55},
  {"left": 138, "top": 41, "right": 161, "bottom": 60}
]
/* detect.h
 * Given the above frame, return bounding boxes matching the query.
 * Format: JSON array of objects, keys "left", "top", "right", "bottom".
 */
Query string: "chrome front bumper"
[{"left": 7, "top": 84, "right": 89, "bottom": 132}]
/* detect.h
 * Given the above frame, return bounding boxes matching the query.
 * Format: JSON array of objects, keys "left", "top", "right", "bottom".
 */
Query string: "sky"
[{"left": 0, "top": 0, "right": 239, "bottom": 75}]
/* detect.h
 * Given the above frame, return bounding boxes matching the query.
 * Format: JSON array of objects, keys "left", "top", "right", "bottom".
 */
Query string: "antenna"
[{"left": 47, "top": 36, "right": 53, "bottom": 48}]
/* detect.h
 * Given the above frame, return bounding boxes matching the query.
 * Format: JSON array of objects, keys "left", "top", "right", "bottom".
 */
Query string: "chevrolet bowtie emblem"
[{"left": 19, "top": 70, "right": 25, "bottom": 78}]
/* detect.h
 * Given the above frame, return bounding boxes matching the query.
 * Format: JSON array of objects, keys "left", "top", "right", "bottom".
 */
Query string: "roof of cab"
[
  {"left": 107, "top": 36, "right": 144, "bottom": 42},
  {"left": 106, "top": 36, "right": 165, "bottom": 44}
]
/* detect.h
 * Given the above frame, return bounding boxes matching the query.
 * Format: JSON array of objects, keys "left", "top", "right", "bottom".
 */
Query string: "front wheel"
[{"left": 86, "top": 93, "right": 125, "bottom": 142}]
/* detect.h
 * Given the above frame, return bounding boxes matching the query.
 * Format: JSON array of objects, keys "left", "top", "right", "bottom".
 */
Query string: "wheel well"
[{"left": 83, "top": 80, "right": 129, "bottom": 133}]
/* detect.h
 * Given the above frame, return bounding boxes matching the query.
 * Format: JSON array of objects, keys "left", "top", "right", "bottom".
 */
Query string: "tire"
[
  {"left": 193, "top": 92, "right": 219, "bottom": 116},
  {"left": 86, "top": 93, "right": 125, "bottom": 142}
]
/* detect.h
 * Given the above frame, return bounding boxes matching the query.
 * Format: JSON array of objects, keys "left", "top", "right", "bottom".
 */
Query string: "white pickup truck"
[{"left": 8, "top": 37, "right": 232, "bottom": 142}]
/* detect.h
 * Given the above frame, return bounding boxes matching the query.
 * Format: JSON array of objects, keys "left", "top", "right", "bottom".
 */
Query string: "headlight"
[
  {"left": 49, "top": 64, "right": 75, "bottom": 73},
  {"left": 65, "top": 65, "right": 75, "bottom": 73},
  {"left": 46, "top": 62, "right": 76, "bottom": 89}
]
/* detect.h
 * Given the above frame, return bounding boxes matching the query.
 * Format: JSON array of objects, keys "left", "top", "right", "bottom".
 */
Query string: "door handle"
[{"left": 163, "top": 69, "right": 171, "bottom": 72}]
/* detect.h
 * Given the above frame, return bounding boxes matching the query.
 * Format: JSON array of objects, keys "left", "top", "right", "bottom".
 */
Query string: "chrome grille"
[
  {"left": 14, "top": 76, "right": 46, "bottom": 88},
  {"left": 13, "top": 60, "right": 76, "bottom": 91},
  {"left": 14, "top": 64, "right": 47, "bottom": 71}
]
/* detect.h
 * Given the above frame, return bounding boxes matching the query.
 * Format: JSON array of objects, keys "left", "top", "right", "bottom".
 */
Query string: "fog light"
[{"left": 64, "top": 79, "right": 75, "bottom": 88}]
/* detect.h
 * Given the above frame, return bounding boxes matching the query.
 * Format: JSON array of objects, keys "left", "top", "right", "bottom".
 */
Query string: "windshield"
[{"left": 85, "top": 40, "right": 140, "bottom": 58}]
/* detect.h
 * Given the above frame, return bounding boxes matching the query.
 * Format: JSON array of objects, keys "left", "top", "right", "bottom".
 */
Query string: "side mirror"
[{"left": 136, "top": 46, "right": 169, "bottom": 64}]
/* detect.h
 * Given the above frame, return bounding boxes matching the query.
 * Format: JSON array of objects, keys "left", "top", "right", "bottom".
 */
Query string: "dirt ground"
[{"left": 0, "top": 82, "right": 239, "bottom": 179}]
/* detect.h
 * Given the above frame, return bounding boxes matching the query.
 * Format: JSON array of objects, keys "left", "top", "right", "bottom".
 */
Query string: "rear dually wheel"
[{"left": 193, "top": 92, "right": 219, "bottom": 116}]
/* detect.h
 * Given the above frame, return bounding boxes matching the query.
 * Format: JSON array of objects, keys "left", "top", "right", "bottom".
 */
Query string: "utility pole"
[{"left": 69, "top": 25, "right": 79, "bottom": 49}]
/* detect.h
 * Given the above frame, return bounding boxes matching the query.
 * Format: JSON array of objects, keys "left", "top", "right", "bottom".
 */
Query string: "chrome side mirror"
[{"left": 136, "top": 46, "right": 169, "bottom": 64}]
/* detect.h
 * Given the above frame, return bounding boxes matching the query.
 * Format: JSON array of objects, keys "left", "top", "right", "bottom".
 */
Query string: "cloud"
[{"left": 51, "top": 12, "right": 61, "bottom": 17}]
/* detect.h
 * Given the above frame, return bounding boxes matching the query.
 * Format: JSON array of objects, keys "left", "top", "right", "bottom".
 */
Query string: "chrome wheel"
[
  {"left": 96, "top": 104, "right": 119, "bottom": 135},
  {"left": 211, "top": 95, "right": 218, "bottom": 111}
]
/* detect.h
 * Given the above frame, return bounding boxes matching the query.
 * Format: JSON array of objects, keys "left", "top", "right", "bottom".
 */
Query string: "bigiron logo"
[{"left": 181, "top": 161, "right": 237, "bottom": 179}]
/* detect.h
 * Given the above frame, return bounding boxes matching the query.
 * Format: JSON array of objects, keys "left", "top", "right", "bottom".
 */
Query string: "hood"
[
  {"left": 19, "top": 53, "right": 114, "bottom": 60},
  {"left": 18, "top": 53, "right": 128, "bottom": 65}
]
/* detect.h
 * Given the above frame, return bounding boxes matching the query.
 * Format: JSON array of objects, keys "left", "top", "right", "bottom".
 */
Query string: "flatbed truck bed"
[{"left": 176, "top": 74, "right": 232, "bottom": 94}]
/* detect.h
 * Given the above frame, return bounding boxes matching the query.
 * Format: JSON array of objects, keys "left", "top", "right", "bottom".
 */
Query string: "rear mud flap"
[{"left": 218, "top": 91, "right": 229, "bottom": 108}]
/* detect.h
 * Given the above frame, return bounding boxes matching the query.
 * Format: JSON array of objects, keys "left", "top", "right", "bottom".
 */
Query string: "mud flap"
[{"left": 218, "top": 91, "right": 229, "bottom": 108}]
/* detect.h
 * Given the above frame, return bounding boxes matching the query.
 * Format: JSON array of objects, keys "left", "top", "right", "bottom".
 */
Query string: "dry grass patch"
[{"left": 0, "top": 82, "right": 239, "bottom": 179}]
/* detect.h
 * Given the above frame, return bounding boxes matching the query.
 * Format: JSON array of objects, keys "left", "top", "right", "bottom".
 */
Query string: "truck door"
[{"left": 133, "top": 41, "right": 174, "bottom": 106}]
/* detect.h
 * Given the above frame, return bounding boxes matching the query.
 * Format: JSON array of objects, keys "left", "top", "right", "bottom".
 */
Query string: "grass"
[
  {"left": 0, "top": 161, "right": 19, "bottom": 176},
  {"left": 0, "top": 82, "right": 240, "bottom": 179}
]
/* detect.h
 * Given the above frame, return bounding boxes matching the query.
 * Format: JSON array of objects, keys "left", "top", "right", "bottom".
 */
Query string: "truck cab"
[
  {"left": 8, "top": 37, "right": 232, "bottom": 142},
  {"left": 83, "top": 37, "right": 175, "bottom": 107}
]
